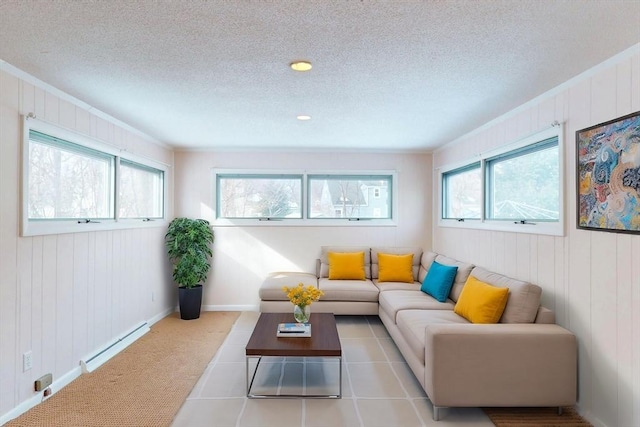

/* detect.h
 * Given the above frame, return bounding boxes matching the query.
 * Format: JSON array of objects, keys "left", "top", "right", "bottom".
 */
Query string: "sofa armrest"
[{"left": 424, "top": 323, "right": 577, "bottom": 407}]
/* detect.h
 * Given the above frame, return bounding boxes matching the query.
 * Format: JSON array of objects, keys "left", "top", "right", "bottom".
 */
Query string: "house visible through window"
[
  {"left": 307, "top": 175, "right": 392, "bottom": 219},
  {"left": 214, "top": 171, "right": 395, "bottom": 223}
]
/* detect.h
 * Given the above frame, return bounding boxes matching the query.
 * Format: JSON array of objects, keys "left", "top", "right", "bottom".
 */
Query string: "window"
[
  {"left": 23, "top": 117, "right": 167, "bottom": 236},
  {"left": 28, "top": 130, "right": 115, "bottom": 220},
  {"left": 442, "top": 162, "right": 481, "bottom": 220},
  {"left": 308, "top": 175, "right": 392, "bottom": 219},
  {"left": 486, "top": 137, "right": 559, "bottom": 221},
  {"left": 439, "top": 126, "right": 563, "bottom": 236},
  {"left": 216, "top": 174, "right": 302, "bottom": 219},
  {"left": 213, "top": 170, "right": 396, "bottom": 225},
  {"left": 119, "top": 160, "right": 164, "bottom": 219}
]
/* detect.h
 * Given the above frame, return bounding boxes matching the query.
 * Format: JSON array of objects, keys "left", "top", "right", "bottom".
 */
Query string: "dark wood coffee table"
[{"left": 245, "top": 312, "right": 342, "bottom": 398}]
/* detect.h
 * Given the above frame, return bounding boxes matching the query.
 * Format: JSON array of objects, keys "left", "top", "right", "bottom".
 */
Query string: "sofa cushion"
[
  {"left": 317, "top": 278, "right": 379, "bottom": 302},
  {"left": 328, "top": 251, "right": 366, "bottom": 280},
  {"left": 396, "top": 309, "right": 469, "bottom": 364},
  {"left": 378, "top": 253, "right": 414, "bottom": 283},
  {"left": 259, "top": 272, "right": 319, "bottom": 301},
  {"left": 373, "top": 280, "right": 419, "bottom": 292},
  {"left": 420, "top": 261, "right": 458, "bottom": 302},
  {"left": 454, "top": 276, "right": 509, "bottom": 324},
  {"left": 319, "top": 246, "right": 371, "bottom": 279},
  {"left": 371, "top": 247, "right": 422, "bottom": 281},
  {"left": 417, "top": 251, "right": 438, "bottom": 282},
  {"left": 434, "top": 255, "right": 474, "bottom": 302},
  {"left": 470, "top": 267, "right": 542, "bottom": 323},
  {"left": 379, "top": 290, "right": 455, "bottom": 322}
]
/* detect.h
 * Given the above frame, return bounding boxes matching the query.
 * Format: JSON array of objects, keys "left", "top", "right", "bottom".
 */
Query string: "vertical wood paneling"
[
  {"left": 17, "top": 238, "right": 33, "bottom": 402},
  {"left": 433, "top": 50, "right": 640, "bottom": 426},
  {"left": 30, "top": 237, "right": 43, "bottom": 382},
  {"left": 1, "top": 67, "right": 175, "bottom": 421},
  {"left": 616, "top": 235, "right": 633, "bottom": 426},
  {"left": 0, "top": 71, "right": 20, "bottom": 415},
  {"left": 72, "top": 234, "right": 89, "bottom": 363},
  {"left": 590, "top": 232, "right": 618, "bottom": 425},
  {"left": 537, "top": 235, "right": 555, "bottom": 311},
  {"left": 40, "top": 235, "right": 58, "bottom": 383},
  {"left": 632, "top": 238, "right": 640, "bottom": 427},
  {"left": 55, "top": 234, "right": 74, "bottom": 375}
]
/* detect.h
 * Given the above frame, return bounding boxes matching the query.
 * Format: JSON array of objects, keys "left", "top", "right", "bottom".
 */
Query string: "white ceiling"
[{"left": 1, "top": 1, "right": 639, "bottom": 152}]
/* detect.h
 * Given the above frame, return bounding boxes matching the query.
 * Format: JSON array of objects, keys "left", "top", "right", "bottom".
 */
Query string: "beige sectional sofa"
[{"left": 259, "top": 246, "right": 577, "bottom": 420}]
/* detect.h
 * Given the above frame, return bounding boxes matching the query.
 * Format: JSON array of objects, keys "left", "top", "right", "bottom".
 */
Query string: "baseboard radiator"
[{"left": 80, "top": 321, "right": 150, "bottom": 373}]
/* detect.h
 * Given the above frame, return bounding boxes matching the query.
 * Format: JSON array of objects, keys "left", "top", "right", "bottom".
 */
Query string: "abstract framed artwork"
[{"left": 576, "top": 111, "right": 640, "bottom": 233}]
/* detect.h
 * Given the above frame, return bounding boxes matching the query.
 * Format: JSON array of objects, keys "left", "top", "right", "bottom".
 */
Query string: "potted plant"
[{"left": 165, "top": 217, "right": 214, "bottom": 320}]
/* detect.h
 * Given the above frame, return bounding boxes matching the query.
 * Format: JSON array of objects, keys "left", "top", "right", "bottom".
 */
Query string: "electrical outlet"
[{"left": 23, "top": 351, "right": 32, "bottom": 372}]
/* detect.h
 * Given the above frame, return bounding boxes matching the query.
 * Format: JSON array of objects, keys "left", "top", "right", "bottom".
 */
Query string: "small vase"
[{"left": 293, "top": 304, "right": 311, "bottom": 323}]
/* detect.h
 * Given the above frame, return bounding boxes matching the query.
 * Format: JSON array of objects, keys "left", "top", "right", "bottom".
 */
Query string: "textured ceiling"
[{"left": 1, "top": 1, "right": 639, "bottom": 151}]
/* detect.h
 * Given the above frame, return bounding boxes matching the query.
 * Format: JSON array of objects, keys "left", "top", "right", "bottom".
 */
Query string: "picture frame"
[{"left": 576, "top": 111, "right": 640, "bottom": 233}]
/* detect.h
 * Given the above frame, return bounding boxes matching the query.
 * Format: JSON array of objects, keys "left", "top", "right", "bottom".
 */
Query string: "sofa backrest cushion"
[
  {"left": 328, "top": 251, "right": 366, "bottom": 280},
  {"left": 378, "top": 253, "right": 415, "bottom": 283},
  {"left": 420, "top": 252, "right": 474, "bottom": 302},
  {"left": 371, "top": 247, "right": 422, "bottom": 281},
  {"left": 319, "top": 246, "right": 371, "bottom": 279},
  {"left": 470, "top": 266, "right": 542, "bottom": 323}
]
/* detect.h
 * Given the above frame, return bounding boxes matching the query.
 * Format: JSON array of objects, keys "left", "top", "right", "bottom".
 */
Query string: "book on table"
[{"left": 277, "top": 323, "right": 311, "bottom": 337}]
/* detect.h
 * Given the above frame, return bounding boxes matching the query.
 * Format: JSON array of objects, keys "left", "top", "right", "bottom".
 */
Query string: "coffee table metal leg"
[
  {"left": 246, "top": 356, "right": 263, "bottom": 397},
  {"left": 247, "top": 356, "right": 341, "bottom": 399}
]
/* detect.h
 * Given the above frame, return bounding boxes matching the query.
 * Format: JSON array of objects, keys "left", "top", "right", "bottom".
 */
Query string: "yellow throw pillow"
[
  {"left": 328, "top": 251, "right": 366, "bottom": 280},
  {"left": 454, "top": 276, "right": 509, "bottom": 324},
  {"left": 378, "top": 253, "right": 414, "bottom": 283}
]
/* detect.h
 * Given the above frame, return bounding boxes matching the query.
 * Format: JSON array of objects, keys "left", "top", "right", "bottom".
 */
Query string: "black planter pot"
[{"left": 178, "top": 285, "right": 203, "bottom": 320}]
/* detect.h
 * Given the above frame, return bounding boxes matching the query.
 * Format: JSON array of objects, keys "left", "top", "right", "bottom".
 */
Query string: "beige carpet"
[
  {"left": 6, "top": 311, "right": 240, "bottom": 427},
  {"left": 484, "top": 406, "right": 593, "bottom": 426}
]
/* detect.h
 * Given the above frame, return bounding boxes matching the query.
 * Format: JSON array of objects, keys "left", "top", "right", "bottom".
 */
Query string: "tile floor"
[{"left": 171, "top": 312, "right": 495, "bottom": 427}]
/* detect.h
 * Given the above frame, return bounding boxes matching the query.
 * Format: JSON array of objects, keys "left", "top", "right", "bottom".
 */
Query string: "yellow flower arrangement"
[{"left": 282, "top": 283, "right": 324, "bottom": 308}]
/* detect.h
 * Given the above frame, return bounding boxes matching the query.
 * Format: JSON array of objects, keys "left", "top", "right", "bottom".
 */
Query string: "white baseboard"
[
  {"left": 80, "top": 322, "right": 150, "bottom": 373},
  {"left": 148, "top": 306, "right": 175, "bottom": 326},
  {"left": 0, "top": 366, "right": 82, "bottom": 425},
  {"left": 202, "top": 304, "right": 258, "bottom": 312}
]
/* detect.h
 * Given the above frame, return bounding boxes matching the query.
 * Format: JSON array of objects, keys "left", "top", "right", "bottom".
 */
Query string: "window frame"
[
  {"left": 215, "top": 173, "right": 304, "bottom": 220},
  {"left": 441, "top": 161, "right": 482, "bottom": 221},
  {"left": 212, "top": 169, "right": 397, "bottom": 227},
  {"left": 307, "top": 173, "right": 393, "bottom": 220},
  {"left": 22, "top": 116, "right": 168, "bottom": 236},
  {"left": 437, "top": 125, "right": 565, "bottom": 236}
]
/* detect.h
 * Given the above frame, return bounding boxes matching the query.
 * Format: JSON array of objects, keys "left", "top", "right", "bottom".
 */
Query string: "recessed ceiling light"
[
  {"left": 296, "top": 115, "right": 311, "bottom": 121},
  {"left": 290, "top": 61, "right": 312, "bottom": 72}
]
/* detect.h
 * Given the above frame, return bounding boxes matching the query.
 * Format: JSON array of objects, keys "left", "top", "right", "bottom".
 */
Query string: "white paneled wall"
[
  {"left": 173, "top": 150, "right": 432, "bottom": 310},
  {"left": 433, "top": 47, "right": 640, "bottom": 427},
  {"left": 0, "top": 68, "right": 175, "bottom": 421}
]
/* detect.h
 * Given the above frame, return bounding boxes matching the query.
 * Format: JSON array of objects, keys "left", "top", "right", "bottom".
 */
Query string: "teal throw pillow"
[{"left": 421, "top": 261, "right": 458, "bottom": 302}]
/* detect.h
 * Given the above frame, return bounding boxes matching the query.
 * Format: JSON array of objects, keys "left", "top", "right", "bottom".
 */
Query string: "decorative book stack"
[{"left": 277, "top": 322, "right": 311, "bottom": 337}]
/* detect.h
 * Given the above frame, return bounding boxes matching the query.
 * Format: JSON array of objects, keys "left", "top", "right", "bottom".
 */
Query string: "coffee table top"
[{"left": 246, "top": 312, "right": 341, "bottom": 357}]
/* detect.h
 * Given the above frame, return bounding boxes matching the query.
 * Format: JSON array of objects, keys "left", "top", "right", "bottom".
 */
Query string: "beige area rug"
[
  {"left": 6, "top": 311, "right": 240, "bottom": 427},
  {"left": 484, "top": 406, "right": 593, "bottom": 427}
]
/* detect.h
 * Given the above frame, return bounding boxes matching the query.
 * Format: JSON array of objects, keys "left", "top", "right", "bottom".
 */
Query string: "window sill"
[
  {"left": 21, "top": 219, "right": 168, "bottom": 237},
  {"left": 437, "top": 218, "right": 564, "bottom": 237}
]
